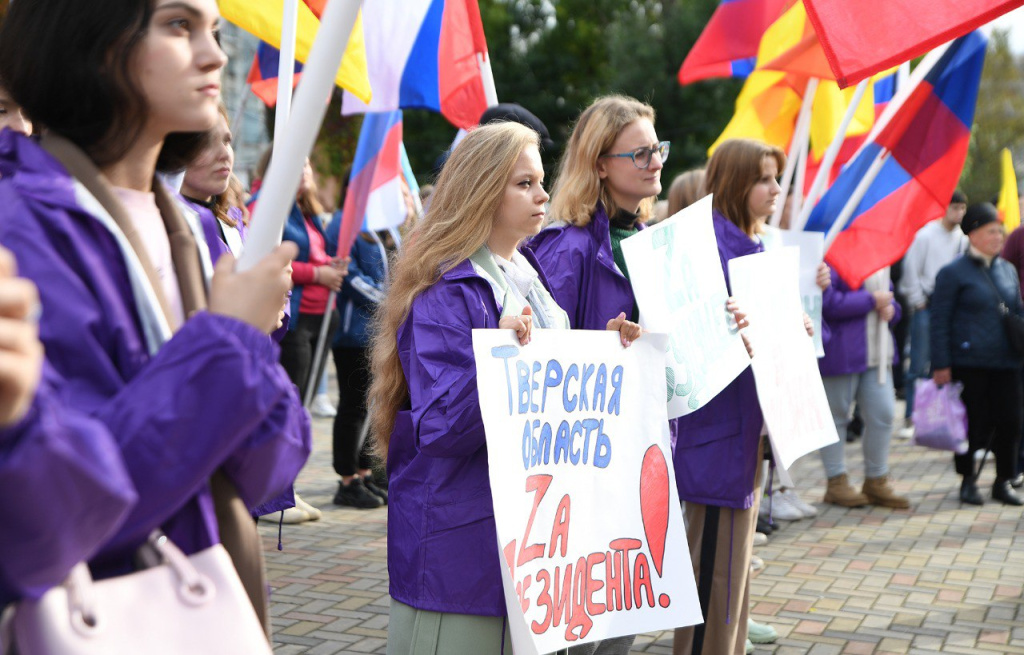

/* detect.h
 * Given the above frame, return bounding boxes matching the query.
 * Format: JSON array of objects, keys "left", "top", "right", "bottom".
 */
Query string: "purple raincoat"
[
  {"left": 388, "top": 250, "right": 556, "bottom": 617},
  {"left": 527, "top": 203, "right": 637, "bottom": 329},
  {"left": 819, "top": 269, "right": 901, "bottom": 378},
  {"left": 0, "top": 368, "right": 137, "bottom": 607},
  {"left": 673, "top": 211, "right": 763, "bottom": 510},
  {"left": 0, "top": 132, "right": 310, "bottom": 592}
]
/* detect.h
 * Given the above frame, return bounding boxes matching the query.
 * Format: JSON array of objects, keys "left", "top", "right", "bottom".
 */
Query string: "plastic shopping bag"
[{"left": 911, "top": 379, "right": 968, "bottom": 454}]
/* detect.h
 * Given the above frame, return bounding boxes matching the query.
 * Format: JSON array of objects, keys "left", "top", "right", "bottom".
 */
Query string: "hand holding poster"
[
  {"left": 472, "top": 330, "right": 701, "bottom": 655},
  {"left": 728, "top": 248, "right": 838, "bottom": 470},
  {"left": 778, "top": 229, "right": 826, "bottom": 358},
  {"left": 620, "top": 196, "right": 750, "bottom": 419}
]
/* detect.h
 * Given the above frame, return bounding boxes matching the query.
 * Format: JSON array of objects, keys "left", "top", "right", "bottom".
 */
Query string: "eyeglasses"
[{"left": 600, "top": 141, "right": 670, "bottom": 169}]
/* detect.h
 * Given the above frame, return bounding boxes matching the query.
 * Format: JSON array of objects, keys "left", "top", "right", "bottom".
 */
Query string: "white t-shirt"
[{"left": 114, "top": 187, "right": 185, "bottom": 327}]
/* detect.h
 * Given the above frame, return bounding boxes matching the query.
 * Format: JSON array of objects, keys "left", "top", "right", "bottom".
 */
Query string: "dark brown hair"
[{"left": 0, "top": 0, "right": 207, "bottom": 169}]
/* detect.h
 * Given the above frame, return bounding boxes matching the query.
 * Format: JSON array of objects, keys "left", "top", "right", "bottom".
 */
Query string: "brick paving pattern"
[{"left": 261, "top": 397, "right": 1024, "bottom": 654}]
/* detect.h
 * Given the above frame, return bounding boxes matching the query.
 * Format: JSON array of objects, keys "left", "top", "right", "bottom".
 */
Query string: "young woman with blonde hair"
[
  {"left": 530, "top": 94, "right": 739, "bottom": 655},
  {"left": 368, "top": 121, "right": 639, "bottom": 654}
]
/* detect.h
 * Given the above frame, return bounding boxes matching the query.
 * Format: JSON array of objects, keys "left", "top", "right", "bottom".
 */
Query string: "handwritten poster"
[
  {"left": 472, "top": 330, "right": 701, "bottom": 655},
  {"left": 621, "top": 196, "right": 750, "bottom": 418},
  {"left": 777, "top": 229, "right": 826, "bottom": 358},
  {"left": 728, "top": 247, "right": 839, "bottom": 470}
]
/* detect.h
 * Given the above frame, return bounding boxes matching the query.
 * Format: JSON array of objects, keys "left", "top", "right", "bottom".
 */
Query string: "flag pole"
[
  {"left": 876, "top": 267, "right": 890, "bottom": 384},
  {"left": 793, "top": 79, "right": 870, "bottom": 230},
  {"left": 791, "top": 127, "right": 809, "bottom": 225},
  {"left": 771, "top": 78, "right": 817, "bottom": 228},
  {"left": 238, "top": 0, "right": 362, "bottom": 271},
  {"left": 823, "top": 148, "right": 890, "bottom": 250},
  {"left": 852, "top": 43, "right": 952, "bottom": 161},
  {"left": 273, "top": 0, "right": 300, "bottom": 156}
]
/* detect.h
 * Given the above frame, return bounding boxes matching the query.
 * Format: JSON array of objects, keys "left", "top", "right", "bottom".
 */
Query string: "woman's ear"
[{"left": 596, "top": 159, "right": 608, "bottom": 180}]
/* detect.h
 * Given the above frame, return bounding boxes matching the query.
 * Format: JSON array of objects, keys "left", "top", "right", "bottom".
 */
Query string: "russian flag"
[
  {"left": 335, "top": 111, "right": 408, "bottom": 258},
  {"left": 803, "top": 70, "right": 899, "bottom": 192},
  {"left": 678, "top": 0, "right": 792, "bottom": 85},
  {"left": 246, "top": 42, "right": 303, "bottom": 108},
  {"left": 804, "top": 32, "right": 986, "bottom": 289},
  {"left": 341, "top": 0, "right": 491, "bottom": 130}
]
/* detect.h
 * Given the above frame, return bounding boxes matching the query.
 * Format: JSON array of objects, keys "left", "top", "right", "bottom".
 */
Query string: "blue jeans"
[
  {"left": 904, "top": 307, "right": 931, "bottom": 418},
  {"left": 821, "top": 368, "right": 895, "bottom": 479}
]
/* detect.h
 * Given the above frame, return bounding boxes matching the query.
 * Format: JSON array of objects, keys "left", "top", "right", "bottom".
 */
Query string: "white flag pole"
[
  {"left": 273, "top": 0, "right": 300, "bottom": 157},
  {"left": 852, "top": 43, "right": 952, "bottom": 161},
  {"left": 793, "top": 79, "right": 870, "bottom": 230},
  {"left": 877, "top": 267, "right": 891, "bottom": 385},
  {"left": 791, "top": 128, "right": 808, "bottom": 224},
  {"left": 771, "top": 78, "right": 817, "bottom": 228},
  {"left": 239, "top": 0, "right": 362, "bottom": 271},
  {"left": 823, "top": 148, "right": 889, "bottom": 250}
]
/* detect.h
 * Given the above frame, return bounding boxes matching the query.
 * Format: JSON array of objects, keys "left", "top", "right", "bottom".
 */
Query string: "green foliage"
[
  {"left": 402, "top": 0, "right": 743, "bottom": 189},
  {"left": 960, "top": 30, "right": 1024, "bottom": 205}
]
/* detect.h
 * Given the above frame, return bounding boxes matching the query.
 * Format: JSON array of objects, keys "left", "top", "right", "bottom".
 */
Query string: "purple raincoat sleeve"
[
  {"left": 0, "top": 191, "right": 309, "bottom": 560},
  {"left": 87, "top": 313, "right": 311, "bottom": 550},
  {"left": 404, "top": 285, "right": 488, "bottom": 458},
  {"left": 822, "top": 270, "right": 876, "bottom": 320},
  {"left": 0, "top": 373, "right": 137, "bottom": 604}
]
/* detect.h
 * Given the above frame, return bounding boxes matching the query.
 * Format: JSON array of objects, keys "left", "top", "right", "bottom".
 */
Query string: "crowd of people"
[{"left": 0, "top": 2, "right": 1022, "bottom": 655}]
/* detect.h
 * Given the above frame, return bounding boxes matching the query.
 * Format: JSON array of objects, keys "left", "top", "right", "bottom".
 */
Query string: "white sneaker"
[
  {"left": 294, "top": 494, "right": 322, "bottom": 521},
  {"left": 766, "top": 491, "right": 804, "bottom": 521},
  {"left": 311, "top": 394, "right": 337, "bottom": 418},
  {"left": 750, "top": 555, "right": 764, "bottom": 571},
  {"left": 280, "top": 506, "right": 311, "bottom": 524},
  {"left": 753, "top": 531, "right": 768, "bottom": 546},
  {"left": 779, "top": 488, "right": 818, "bottom": 518},
  {"left": 894, "top": 418, "right": 914, "bottom": 440}
]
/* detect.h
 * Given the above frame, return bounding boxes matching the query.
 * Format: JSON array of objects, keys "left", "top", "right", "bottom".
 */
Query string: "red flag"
[
  {"left": 803, "top": 0, "right": 1022, "bottom": 87},
  {"left": 678, "top": 0, "right": 792, "bottom": 84}
]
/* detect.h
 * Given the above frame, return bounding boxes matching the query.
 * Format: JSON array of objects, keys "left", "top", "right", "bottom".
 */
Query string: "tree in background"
[{"left": 960, "top": 29, "right": 1024, "bottom": 205}]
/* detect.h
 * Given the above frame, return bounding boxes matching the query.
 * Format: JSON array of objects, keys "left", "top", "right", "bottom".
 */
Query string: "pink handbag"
[{"left": 1, "top": 532, "right": 272, "bottom": 655}]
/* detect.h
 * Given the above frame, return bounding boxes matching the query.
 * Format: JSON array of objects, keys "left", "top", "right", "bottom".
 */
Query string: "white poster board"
[
  {"left": 728, "top": 248, "right": 839, "bottom": 470},
  {"left": 472, "top": 330, "right": 702, "bottom": 655},
  {"left": 620, "top": 196, "right": 750, "bottom": 419},
  {"left": 777, "top": 230, "right": 826, "bottom": 358}
]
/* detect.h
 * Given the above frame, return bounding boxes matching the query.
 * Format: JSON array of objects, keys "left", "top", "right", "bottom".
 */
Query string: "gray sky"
[{"left": 992, "top": 6, "right": 1024, "bottom": 51}]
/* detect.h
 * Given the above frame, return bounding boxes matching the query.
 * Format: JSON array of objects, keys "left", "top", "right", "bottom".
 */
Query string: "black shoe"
[
  {"left": 333, "top": 478, "right": 383, "bottom": 509},
  {"left": 756, "top": 516, "right": 773, "bottom": 535},
  {"left": 363, "top": 476, "right": 388, "bottom": 505},
  {"left": 992, "top": 479, "right": 1024, "bottom": 506},
  {"left": 1011, "top": 473, "right": 1024, "bottom": 489},
  {"left": 959, "top": 477, "right": 983, "bottom": 506}
]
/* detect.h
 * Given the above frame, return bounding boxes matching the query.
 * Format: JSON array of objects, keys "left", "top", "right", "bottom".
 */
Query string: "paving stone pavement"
[{"left": 261, "top": 397, "right": 1024, "bottom": 654}]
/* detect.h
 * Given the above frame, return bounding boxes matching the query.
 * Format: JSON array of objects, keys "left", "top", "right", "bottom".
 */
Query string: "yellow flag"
[
  {"left": 218, "top": 0, "right": 372, "bottom": 103},
  {"left": 998, "top": 148, "right": 1020, "bottom": 233}
]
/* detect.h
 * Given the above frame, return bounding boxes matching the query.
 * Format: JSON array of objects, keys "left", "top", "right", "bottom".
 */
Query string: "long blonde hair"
[
  {"left": 549, "top": 95, "right": 656, "bottom": 226},
  {"left": 368, "top": 122, "right": 541, "bottom": 456}
]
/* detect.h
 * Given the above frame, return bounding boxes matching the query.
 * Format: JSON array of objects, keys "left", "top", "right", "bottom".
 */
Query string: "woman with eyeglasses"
[
  {"left": 529, "top": 95, "right": 667, "bottom": 336},
  {"left": 528, "top": 94, "right": 683, "bottom": 655}
]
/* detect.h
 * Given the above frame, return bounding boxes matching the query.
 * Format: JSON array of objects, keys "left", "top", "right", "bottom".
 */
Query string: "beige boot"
[
  {"left": 823, "top": 474, "right": 869, "bottom": 507},
  {"left": 862, "top": 475, "right": 910, "bottom": 509}
]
